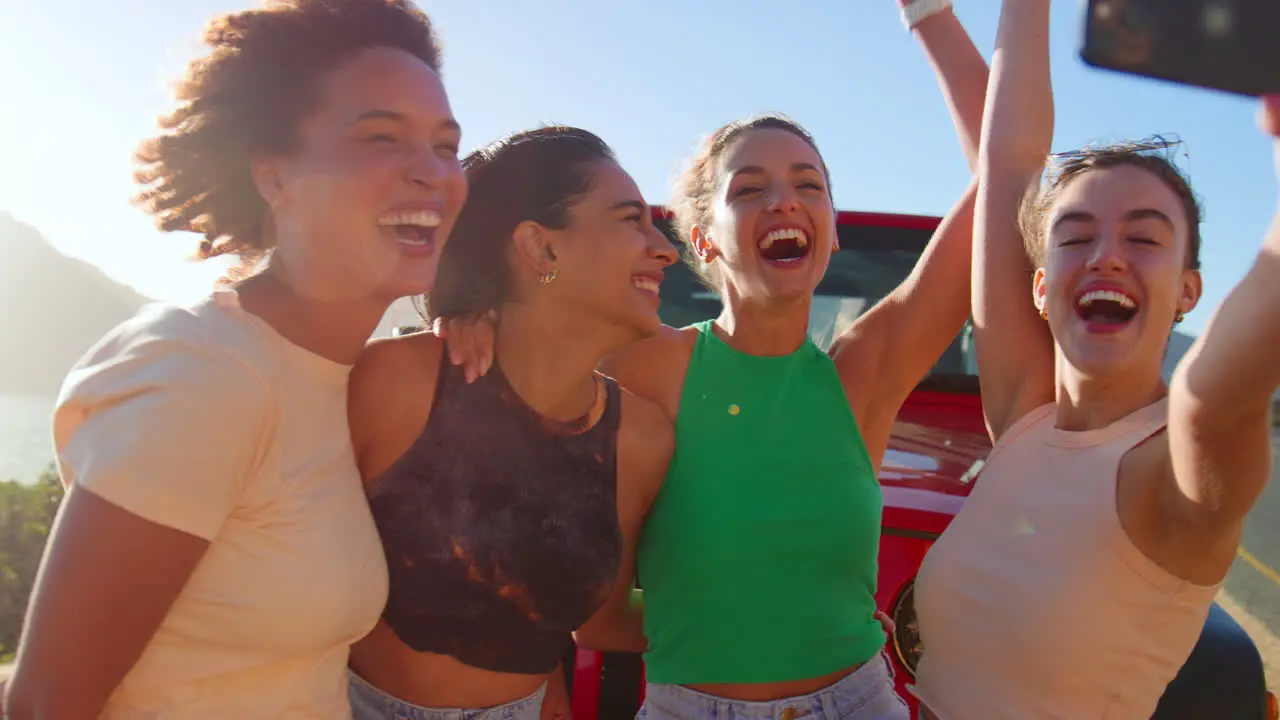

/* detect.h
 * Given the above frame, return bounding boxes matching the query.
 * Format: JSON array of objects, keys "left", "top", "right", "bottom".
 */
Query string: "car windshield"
[{"left": 654, "top": 216, "right": 979, "bottom": 392}]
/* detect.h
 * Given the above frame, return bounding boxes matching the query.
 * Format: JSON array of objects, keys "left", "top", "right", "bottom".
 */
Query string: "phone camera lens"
[{"left": 1204, "top": 2, "right": 1233, "bottom": 39}]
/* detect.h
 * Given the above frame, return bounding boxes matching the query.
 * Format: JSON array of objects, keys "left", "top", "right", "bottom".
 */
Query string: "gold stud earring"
[
  {"left": 1039, "top": 307, "right": 1048, "bottom": 320},
  {"left": 1174, "top": 310, "right": 1185, "bottom": 324},
  {"left": 536, "top": 269, "right": 559, "bottom": 287}
]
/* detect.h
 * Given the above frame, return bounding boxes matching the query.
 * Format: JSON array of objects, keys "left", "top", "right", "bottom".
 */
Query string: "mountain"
[
  {"left": 1163, "top": 329, "right": 1197, "bottom": 381},
  {"left": 0, "top": 213, "right": 151, "bottom": 397}
]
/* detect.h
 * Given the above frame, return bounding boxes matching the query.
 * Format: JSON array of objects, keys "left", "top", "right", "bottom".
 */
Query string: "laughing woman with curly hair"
[{"left": 3, "top": 1, "right": 467, "bottom": 718}]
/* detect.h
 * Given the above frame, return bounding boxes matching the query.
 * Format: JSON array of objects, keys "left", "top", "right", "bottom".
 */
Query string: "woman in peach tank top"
[{"left": 911, "top": 1, "right": 1280, "bottom": 718}]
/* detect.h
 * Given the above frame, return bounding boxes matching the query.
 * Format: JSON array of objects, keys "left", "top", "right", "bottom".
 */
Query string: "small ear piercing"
[
  {"left": 1174, "top": 310, "right": 1185, "bottom": 324},
  {"left": 1039, "top": 307, "right": 1048, "bottom": 320},
  {"left": 536, "top": 269, "right": 559, "bottom": 287}
]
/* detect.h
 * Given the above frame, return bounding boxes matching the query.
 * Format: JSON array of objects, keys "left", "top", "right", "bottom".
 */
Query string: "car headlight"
[{"left": 889, "top": 579, "right": 924, "bottom": 677}]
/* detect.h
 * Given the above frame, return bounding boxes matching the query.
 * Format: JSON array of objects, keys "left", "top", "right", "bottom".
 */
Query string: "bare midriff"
[
  {"left": 685, "top": 661, "right": 865, "bottom": 701},
  {"left": 348, "top": 621, "right": 547, "bottom": 709}
]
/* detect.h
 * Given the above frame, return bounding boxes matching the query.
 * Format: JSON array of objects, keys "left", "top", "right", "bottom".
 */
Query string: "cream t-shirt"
[{"left": 52, "top": 289, "right": 388, "bottom": 719}]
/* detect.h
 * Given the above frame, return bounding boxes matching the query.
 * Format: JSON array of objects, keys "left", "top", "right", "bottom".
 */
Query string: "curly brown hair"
[
  {"left": 1019, "top": 137, "right": 1203, "bottom": 270},
  {"left": 133, "top": 0, "right": 442, "bottom": 265},
  {"left": 670, "top": 113, "right": 833, "bottom": 293}
]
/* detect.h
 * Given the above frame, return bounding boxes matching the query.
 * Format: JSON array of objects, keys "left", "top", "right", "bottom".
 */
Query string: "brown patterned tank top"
[{"left": 365, "top": 349, "right": 622, "bottom": 675}]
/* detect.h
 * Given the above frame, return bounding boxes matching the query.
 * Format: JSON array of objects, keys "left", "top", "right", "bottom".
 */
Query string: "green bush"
[{"left": 0, "top": 466, "right": 64, "bottom": 662}]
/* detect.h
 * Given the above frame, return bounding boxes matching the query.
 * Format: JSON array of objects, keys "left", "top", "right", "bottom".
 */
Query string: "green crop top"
[{"left": 635, "top": 320, "right": 886, "bottom": 685}]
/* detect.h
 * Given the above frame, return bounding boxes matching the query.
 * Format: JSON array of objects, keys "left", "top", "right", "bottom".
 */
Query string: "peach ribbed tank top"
[{"left": 912, "top": 398, "right": 1219, "bottom": 719}]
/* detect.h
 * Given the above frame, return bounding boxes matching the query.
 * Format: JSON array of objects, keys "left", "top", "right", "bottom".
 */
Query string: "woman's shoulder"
[
  {"left": 615, "top": 385, "right": 675, "bottom": 506},
  {"left": 599, "top": 324, "right": 696, "bottom": 419},
  {"left": 61, "top": 295, "right": 273, "bottom": 406},
  {"left": 350, "top": 330, "right": 444, "bottom": 408}
]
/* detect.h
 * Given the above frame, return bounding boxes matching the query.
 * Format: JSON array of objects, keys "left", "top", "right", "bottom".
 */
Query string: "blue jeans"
[
  {"left": 637, "top": 653, "right": 910, "bottom": 720},
  {"left": 348, "top": 670, "right": 546, "bottom": 720},
  {"left": 1151, "top": 602, "right": 1268, "bottom": 720}
]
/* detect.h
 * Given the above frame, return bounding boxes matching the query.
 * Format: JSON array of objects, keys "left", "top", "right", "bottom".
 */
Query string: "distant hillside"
[
  {"left": 0, "top": 213, "right": 151, "bottom": 396},
  {"left": 1163, "top": 329, "right": 1197, "bottom": 381}
]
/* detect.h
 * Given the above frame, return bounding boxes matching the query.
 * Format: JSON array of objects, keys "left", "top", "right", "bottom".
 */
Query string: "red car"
[{"left": 557, "top": 207, "right": 1277, "bottom": 720}]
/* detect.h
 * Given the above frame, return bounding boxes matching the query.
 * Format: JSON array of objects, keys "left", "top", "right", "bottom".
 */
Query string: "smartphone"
[{"left": 1080, "top": 0, "right": 1280, "bottom": 97}]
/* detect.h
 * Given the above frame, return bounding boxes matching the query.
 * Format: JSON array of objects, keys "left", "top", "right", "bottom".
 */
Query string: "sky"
[{"left": 1, "top": 0, "right": 1276, "bottom": 335}]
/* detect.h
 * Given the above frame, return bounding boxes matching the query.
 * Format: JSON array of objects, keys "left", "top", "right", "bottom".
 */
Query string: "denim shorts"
[
  {"left": 348, "top": 670, "right": 546, "bottom": 720},
  {"left": 637, "top": 652, "right": 910, "bottom": 720}
]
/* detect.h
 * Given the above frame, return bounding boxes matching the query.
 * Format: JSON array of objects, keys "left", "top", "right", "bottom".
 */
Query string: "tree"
[{"left": 0, "top": 465, "right": 64, "bottom": 661}]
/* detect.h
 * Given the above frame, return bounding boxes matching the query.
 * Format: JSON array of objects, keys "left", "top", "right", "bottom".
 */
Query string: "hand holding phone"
[
  {"left": 1263, "top": 96, "right": 1280, "bottom": 137},
  {"left": 1081, "top": 0, "right": 1280, "bottom": 97}
]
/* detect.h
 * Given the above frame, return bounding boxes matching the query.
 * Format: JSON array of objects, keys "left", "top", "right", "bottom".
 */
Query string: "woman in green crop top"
[{"left": 443, "top": 2, "right": 990, "bottom": 716}]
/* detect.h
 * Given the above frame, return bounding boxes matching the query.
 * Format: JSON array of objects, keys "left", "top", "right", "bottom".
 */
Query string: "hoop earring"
[
  {"left": 537, "top": 269, "right": 559, "bottom": 287},
  {"left": 1174, "top": 310, "right": 1185, "bottom": 324}
]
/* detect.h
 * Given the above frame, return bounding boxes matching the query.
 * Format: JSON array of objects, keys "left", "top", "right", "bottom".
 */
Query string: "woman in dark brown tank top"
[{"left": 345, "top": 126, "right": 678, "bottom": 720}]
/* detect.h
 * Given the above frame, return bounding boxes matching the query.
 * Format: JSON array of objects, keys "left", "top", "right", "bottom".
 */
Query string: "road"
[{"left": 1216, "top": 430, "right": 1280, "bottom": 689}]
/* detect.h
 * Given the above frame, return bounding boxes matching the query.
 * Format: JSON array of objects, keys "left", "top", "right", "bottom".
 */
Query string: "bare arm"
[
  {"left": 5, "top": 329, "right": 264, "bottom": 719},
  {"left": 971, "top": 0, "right": 1057, "bottom": 441},
  {"left": 833, "top": 182, "right": 977, "bottom": 455},
  {"left": 1166, "top": 101, "right": 1280, "bottom": 541},
  {"left": 573, "top": 392, "right": 673, "bottom": 652},
  {"left": 5, "top": 492, "right": 209, "bottom": 719},
  {"left": 831, "top": 3, "right": 988, "bottom": 450},
  {"left": 904, "top": 1, "right": 991, "bottom": 169}
]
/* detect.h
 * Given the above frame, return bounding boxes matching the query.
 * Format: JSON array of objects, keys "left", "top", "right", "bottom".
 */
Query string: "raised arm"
[
  {"left": 903, "top": 0, "right": 991, "bottom": 169},
  {"left": 1165, "top": 98, "right": 1280, "bottom": 547},
  {"left": 830, "top": 1, "right": 989, "bottom": 456},
  {"left": 971, "top": 0, "right": 1057, "bottom": 441}
]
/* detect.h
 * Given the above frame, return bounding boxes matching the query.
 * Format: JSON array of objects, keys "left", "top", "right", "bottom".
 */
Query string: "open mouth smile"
[
  {"left": 631, "top": 271, "right": 663, "bottom": 300},
  {"left": 378, "top": 209, "right": 442, "bottom": 255},
  {"left": 1074, "top": 287, "right": 1139, "bottom": 334},
  {"left": 757, "top": 227, "right": 811, "bottom": 267}
]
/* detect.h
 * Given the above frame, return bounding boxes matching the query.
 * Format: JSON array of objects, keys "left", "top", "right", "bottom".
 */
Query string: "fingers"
[
  {"left": 876, "top": 609, "right": 897, "bottom": 635},
  {"left": 437, "top": 313, "right": 499, "bottom": 383},
  {"left": 482, "top": 310, "right": 497, "bottom": 378},
  {"left": 1261, "top": 95, "right": 1280, "bottom": 138},
  {"left": 457, "top": 320, "right": 479, "bottom": 383}
]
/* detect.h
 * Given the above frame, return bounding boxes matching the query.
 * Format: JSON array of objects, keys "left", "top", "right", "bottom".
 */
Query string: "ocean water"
[{"left": 0, "top": 394, "right": 55, "bottom": 484}]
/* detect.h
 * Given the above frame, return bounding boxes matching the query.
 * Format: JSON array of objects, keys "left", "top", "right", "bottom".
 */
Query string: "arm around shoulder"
[
  {"left": 618, "top": 389, "right": 676, "bottom": 510},
  {"left": 598, "top": 325, "right": 691, "bottom": 422},
  {"left": 572, "top": 390, "right": 672, "bottom": 653}
]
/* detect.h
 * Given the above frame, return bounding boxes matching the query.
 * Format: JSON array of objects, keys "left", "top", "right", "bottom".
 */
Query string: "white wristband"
[{"left": 901, "top": 0, "right": 953, "bottom": 30}]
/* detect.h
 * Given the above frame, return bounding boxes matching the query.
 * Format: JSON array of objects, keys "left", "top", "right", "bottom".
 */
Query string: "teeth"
[
  {"left": 757, "top": 227, "right": 808, "bottom": 251},
  {"left": 1078, "top": 290, "right": 1136, "bottom": 308},
  {"left": 377, "top": 209, "right": 442, "bottom": 228},
  {"left": 632, "top": 277, "right": 660, "bottom": 294}
]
